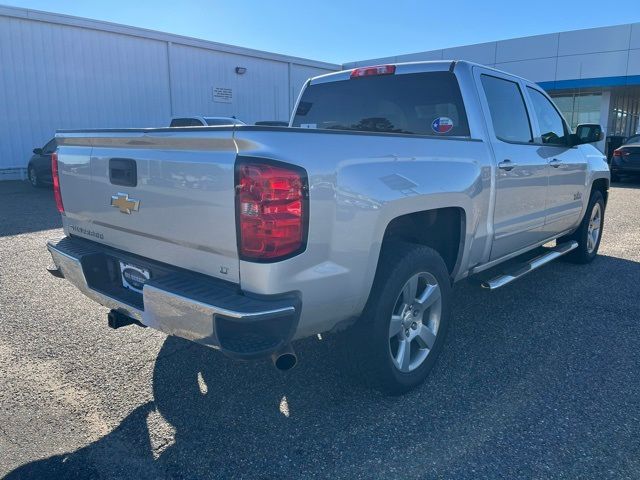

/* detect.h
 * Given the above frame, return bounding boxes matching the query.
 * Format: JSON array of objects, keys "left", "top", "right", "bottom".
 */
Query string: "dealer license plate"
[{"left": 119, "top": 261, "right": 150, "bottom": 294}]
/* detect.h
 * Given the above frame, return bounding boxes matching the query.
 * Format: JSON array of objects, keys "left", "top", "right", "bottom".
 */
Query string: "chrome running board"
[{"left": 481, "top": 241, "right": 578, "bottom": 290}]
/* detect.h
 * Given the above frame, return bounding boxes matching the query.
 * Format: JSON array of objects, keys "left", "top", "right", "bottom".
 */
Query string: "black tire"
[
  {"left": 560, "top": 189, "right": 605, "bottom": 264},
  {"left": 28, "top": 165, "right": 43, "bottom": 188},
  {"left": 340, "top": 242, "right": 452, "bottom": 395}
]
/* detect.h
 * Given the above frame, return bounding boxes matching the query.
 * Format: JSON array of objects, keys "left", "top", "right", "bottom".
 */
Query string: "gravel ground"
[{"left": 1, "top": 179, "right": 639, "bottom": 479}]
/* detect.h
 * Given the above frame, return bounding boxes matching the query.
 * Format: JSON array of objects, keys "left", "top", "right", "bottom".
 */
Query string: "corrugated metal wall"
[
  {"left": 169, "top": 44, "right": 290, "bottom": 122},
  {"left": 0, "top": 7, "right": 339, "bottom": 179}
]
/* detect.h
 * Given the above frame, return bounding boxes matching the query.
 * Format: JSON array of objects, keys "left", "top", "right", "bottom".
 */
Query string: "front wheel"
[
  {"left": 340, "top": 243, "right": 452, "bottom": 395},
  {"left": 561, "top": 190, "right": 605, "bottom": 264}
]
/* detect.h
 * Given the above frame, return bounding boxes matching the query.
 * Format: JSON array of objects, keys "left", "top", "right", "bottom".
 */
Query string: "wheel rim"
[
  {"left": 586, "top": 203, "right": 602, "bottom": 254},
  {"left": 388, "top": 272, "right": 442, "bottom": 373},
  {"left": 28, "top": 167, "right": 37, "bottom": 186}
]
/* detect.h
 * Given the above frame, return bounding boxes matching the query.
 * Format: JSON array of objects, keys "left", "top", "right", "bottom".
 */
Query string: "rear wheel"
[
  {"left": 561, "top": 189, "right": 605, "bottom": 264},
  {"left": 340, "top": 243, "right": 452, "bottom": 395},
  {"left": 28, "top": 166, "right": 41, "bottom": 187}
]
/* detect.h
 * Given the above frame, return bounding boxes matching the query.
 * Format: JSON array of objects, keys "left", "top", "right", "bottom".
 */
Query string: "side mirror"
[
  {"left": 33, "top": 147, "right": 43, "bottom": 155},
  {"left": 572, "top": 124, "right": 603, "bottom": 145}
]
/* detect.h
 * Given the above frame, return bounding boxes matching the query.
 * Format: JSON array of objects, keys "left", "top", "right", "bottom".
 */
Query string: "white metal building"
[
  {"left": 346, "top": 23, "right": 640, "bottom": 155},
  {"left": 0, "top": 5, "right": 339, "bottom": 179},
  {"left": 3, "top": 6, "right": 640, "bottom": 181}
]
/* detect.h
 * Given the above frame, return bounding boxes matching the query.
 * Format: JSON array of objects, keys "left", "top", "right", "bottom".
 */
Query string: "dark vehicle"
[
  {"left": 254, "top": 120, "right": 289, "bottom": 127},
  {"left": 611, "top": 134, "right": 640, "bottom": 181},
  {"left": 27, "top": 138, "right": 57, "bottom": 187}
]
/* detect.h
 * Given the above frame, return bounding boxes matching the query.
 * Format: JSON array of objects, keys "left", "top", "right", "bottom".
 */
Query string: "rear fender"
[{"left": 334, "top": 155, "right": 488, "bottom": 314}]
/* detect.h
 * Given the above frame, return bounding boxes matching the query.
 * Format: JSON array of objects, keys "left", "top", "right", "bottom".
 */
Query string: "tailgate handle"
[{"left": 109, "top": 158, "right": 137, "bottom": 187}]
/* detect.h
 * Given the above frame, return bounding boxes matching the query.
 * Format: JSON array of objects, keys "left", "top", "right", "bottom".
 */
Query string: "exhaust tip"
[
  {"left": 274, "top": 352, "right": 297, "bottom": 371},
  {"left": 271, "top": 344, "right": 297, "bottom": 371}
]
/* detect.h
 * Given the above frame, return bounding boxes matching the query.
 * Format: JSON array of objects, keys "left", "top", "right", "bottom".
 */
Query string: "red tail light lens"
[
  {"left": 350, "top": 65, "right": 396, "bottom": 78},
  {"left": 236, "top": 160, "right": 308, "bottom": 261},
  {"left": 51, "top": 150, "right": 65, "bottom": 214},
  {"left": 613, "top": 149, "right": 622, "bottom": 157}
]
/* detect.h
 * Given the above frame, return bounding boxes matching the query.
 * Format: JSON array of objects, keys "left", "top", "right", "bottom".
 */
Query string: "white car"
[{"left": 169, "top": 116, "right": 245, "bottom": 127}]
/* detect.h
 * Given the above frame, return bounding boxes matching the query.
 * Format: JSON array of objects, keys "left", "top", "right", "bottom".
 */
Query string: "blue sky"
[{"left": 5, "top": 0, "right": 640, "bottom": 64}]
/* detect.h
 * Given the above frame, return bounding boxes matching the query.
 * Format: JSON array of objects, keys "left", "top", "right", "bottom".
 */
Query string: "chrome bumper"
[{"left": 47, "top": 237, "right": 300, "bottom": 359}]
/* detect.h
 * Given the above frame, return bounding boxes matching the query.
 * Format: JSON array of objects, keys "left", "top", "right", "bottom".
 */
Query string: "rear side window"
[
  {"left": 42, "top": 139, "right": 57, "bottom": 154},
  {"left": 527, "top": 87, "right": 568, "bottom": 145},
  {"left": 292, "top": 72, "right": 470, "bottom": 137},
  {"left": 481, "top": 75, "right": 532, "bottom": 143},
  {"left": 170, "top": 118, "right": 204, "bottom": 127}
]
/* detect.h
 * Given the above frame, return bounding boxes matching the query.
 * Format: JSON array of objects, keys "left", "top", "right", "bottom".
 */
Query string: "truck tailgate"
[{"left": 56, "top": 129, "right": 240, "bottom": 282}]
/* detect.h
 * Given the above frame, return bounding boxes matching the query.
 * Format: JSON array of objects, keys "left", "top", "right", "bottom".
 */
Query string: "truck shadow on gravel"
[{"left": 7, "top": 254, "right": 640, "bottom": 478}]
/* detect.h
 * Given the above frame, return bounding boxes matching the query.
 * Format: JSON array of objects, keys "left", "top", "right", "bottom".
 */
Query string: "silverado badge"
[{"left": 111, "top": 193, "right": 140, "bottom": 214}]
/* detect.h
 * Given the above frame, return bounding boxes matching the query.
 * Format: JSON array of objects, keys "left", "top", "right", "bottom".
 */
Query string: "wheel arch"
[
  {"left": 590, "top": 177, "right": 609, "bottom": 206},
  {"left": 379, "top": 207, "right": 467, "bottom": 280}
]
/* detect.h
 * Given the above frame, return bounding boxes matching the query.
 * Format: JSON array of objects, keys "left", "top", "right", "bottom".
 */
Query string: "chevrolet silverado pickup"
[{"left": 47, "top": 61, "right": 609, "bottom": 394}]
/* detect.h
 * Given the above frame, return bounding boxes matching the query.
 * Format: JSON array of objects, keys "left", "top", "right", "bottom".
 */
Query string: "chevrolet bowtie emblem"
[{"left": 110, "top": 193, "right": 140, "bottom": 214}]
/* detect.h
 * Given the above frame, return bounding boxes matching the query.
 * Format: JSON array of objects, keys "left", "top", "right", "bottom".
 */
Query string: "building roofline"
[
  {"left": 344, "top": 21, "right": 640, "bottom": 68},
  {"left": 0, "top": 4, "right": 341, "bottom": 70}
]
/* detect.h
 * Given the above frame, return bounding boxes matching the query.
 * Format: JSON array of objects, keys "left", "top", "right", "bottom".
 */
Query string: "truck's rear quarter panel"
[{"left": 233, "top": 127, "right": 494, "bottom": 337}]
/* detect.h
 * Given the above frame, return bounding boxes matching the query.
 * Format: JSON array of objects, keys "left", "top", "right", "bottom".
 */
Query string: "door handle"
[
  {"left": 498, "top": 159, "right": 517, "bottom": 171},
  {"left": 549, "top": 158, "right": 562, "bottom": 168}
]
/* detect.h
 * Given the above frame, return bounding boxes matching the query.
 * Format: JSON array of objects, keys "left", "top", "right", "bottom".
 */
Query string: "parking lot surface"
[{"left": 1, "top": 180, "right": 639, "bottom": 479}]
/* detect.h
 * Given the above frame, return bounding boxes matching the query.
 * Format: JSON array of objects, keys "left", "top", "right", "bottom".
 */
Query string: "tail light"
[
  {"left": 350, "top": 65, "right": 396, "bottom": 78},
  {"left": 236, "top": 159, "right": 308, "bottom": 261},
  {"left": 51, "top": 150, "right": 65, "bottom": 214},
  {"left": 613, "top": 149, "right": 623, "bottom": 157}
]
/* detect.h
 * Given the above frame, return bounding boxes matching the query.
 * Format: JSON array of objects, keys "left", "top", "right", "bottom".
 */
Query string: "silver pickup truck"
[{"left": 47, "top": 61, "right": 609, "bottom": 394}]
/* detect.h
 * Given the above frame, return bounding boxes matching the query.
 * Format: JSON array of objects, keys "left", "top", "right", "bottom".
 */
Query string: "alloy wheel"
[
  {"left": 388, "top": 272, "right": 442, "bottom": 373},
  {"left": 586, "top": 203, "right": 602, "bottom": 254}
]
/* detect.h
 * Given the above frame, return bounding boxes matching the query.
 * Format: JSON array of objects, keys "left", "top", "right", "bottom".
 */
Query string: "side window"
[
  {"left": 42, "top": 139, "right": 57, "bottom": 154},
  {"left": 527, "top": 87, "right": 568, "bottom": 145},
  {"left": 481, "top": 75, "right": 532, "bottom": 143}
]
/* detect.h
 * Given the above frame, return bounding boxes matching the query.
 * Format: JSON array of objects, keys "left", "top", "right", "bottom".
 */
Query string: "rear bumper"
[{"left": 47, "top": 236, "right": 300, "bottom": 360}]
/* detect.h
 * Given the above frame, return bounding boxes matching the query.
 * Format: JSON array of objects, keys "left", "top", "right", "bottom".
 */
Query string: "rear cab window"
[
  {"left": 292, "top": 71, "right": 470, "bottom": 137},
  {"left": 43, "top": 139, "right": 57, "bottom": 154}
]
